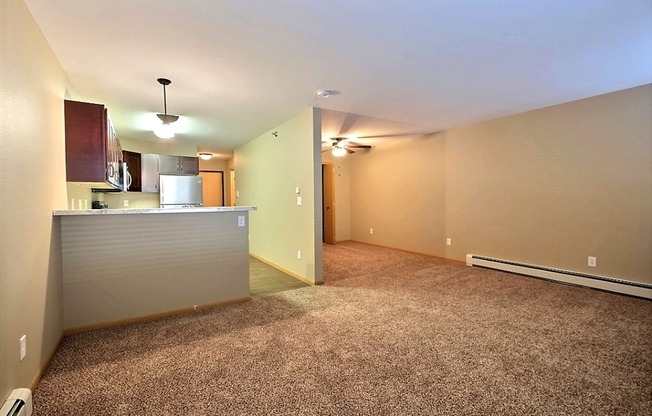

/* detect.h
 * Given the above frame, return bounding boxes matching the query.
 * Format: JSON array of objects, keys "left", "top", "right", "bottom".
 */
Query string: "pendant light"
[{"left": 154, "top": 78, "right": 179, "bottom": 139}]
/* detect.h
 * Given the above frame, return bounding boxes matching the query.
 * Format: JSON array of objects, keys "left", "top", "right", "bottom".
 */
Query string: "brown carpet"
[{"left": 34, "top": 241, "right": 652, "bottom": 415}]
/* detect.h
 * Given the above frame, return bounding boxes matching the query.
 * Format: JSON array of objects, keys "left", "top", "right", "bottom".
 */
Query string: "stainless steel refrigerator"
[{"left": 159, "top": 174, "right": 203, "bottom": 208}]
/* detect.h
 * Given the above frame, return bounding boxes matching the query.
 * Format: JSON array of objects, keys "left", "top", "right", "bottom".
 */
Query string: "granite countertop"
[{"left": 53, "top": 206, "right": 257, "bottom": 216}]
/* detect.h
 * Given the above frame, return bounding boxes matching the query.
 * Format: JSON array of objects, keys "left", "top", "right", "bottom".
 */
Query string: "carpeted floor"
[{"left": 34, "top": 241, "right": 652, "bottom": 415}]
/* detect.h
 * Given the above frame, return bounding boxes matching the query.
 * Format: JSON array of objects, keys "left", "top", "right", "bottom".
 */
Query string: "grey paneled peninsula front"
[{"left": 53, "top": 207, "right": 256, "bottom": 331}]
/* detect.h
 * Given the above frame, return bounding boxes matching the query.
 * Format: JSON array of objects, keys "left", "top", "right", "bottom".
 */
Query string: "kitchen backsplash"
[
  {"left": 67, "top": 183, "right": 92, "bottom": 210},
  {"left": 103, "top": 192, "right": 160, "bottom": 209},
  {"left": 67, "top": 183, "right": 160, "bottom": 210}
]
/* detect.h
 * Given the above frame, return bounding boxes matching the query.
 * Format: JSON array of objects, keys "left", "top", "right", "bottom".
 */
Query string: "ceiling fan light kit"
[
  {"left": 331, "top": 147, "right": 347, "bottom": 157},
  {"left": 325, "top": 136, "right": 372, "bottom": 157},
  {"left": 154, "top": 77, "right": 179, "bottom": 139}
]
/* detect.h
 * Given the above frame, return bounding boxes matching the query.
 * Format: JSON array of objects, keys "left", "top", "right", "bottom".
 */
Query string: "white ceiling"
[{"left": 24, "top": 1, "right": 652, "bottom": 158}]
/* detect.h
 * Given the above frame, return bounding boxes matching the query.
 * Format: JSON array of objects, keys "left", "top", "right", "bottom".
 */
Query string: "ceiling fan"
[{"left": 322, "top": 137, "right": 371, "bottom": 157}]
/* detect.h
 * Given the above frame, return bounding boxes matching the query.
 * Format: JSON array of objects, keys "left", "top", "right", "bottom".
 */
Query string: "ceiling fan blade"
[
  {"left": 346, "top": 148, "right": 355, "bottom": 154},
  {"left": 356, "top": 133, "right": 424, "bottom": 139}
]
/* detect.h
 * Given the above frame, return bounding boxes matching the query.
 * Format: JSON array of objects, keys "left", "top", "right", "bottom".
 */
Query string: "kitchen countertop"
[{"left": 53, "top": 206, "right": 256, "bottom": 216}]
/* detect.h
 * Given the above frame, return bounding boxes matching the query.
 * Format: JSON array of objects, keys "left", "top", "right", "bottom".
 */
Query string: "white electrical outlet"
[
  {"left": 588, "top": 256, "right": 597, "bottom": 267},
  {"left": 446, "top": 238, "right": 452, "bottom": 246},
  {"left": 237, "top": 216, "right": 245, "bottom": 227},
  {"left": 297, "top": 196, "right": 302, "bottom": 206},
  {"left": 123, "top": 199, "right": 129, "bottom": 207},
  {"left": 297, "top": 250, "right": 302, "bottom": 260},
  {"left": 19, "top": 335, "right": 26, "bottom": 361},
  {"left": 236, "top": 191, "right": 240, "bottom": 198},
  {"left": 370, "top": 228, "right": 374, "bottom": 235}
]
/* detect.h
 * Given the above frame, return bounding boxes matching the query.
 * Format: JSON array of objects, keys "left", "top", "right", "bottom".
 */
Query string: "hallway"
[{"left": 249, "top": 257, "right": 309, "bottom": 297}]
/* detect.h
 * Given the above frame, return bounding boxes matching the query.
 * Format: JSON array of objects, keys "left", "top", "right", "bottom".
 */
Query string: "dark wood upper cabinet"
[
  {"left": 64, "top": 100, "right": 107, "bottom": 182},
  {"left": 123, "top": 150, "right": 141, "bottom": 192},
  {"left": 64, "top": 100, "right": 123, "bottom": 190}
]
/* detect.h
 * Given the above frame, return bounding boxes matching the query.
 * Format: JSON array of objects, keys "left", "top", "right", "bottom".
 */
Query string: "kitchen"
[
  {"left": 63, "top": 99, "right": 231, "bottom": 211},
  {"left": 56, "top": 99, "right": 257, "bottom": 332},
  {"left": 52, "top": 91, "right": 322, "bottom": 338}
]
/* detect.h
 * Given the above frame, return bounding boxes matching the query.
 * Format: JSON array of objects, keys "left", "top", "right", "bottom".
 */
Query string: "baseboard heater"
[
  {"left": 0, "top": 389, "right": 32, "bottom": 416},
  {"left": 466, "top": 255, "right": 652, "bottom": 300}
]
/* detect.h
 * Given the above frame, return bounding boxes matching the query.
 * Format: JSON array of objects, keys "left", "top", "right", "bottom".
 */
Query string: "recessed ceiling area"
[{"left": 24, "top": 1, "right": 652, "bottom": 158}]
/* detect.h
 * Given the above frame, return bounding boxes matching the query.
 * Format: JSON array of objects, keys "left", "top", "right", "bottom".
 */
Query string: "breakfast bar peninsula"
[{"left": 53, "top": 206, "right": 256, "bottom": 332}]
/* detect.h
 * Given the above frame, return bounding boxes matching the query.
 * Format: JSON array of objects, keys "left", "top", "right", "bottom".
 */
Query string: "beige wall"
[
  {"left": 350, "top": 85, "right": 652, "bottom": 284},
  {"left": 350, "top": 134, "right": 447, "bottom": 252},
  {"left": 235, "top": 108, "right": 323, "bottom": 283},
  {"left": 0, "top": 0, "right": 69, "bottom": 396},
  {"left": 198, "top": 157, "right": 227, "bottom": 172}
]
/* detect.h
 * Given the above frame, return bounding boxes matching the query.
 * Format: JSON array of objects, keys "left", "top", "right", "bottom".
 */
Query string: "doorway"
[
  {"left": 199, "top": 171, "right": 224, "bottom": 206},
  {"left": 322, "top": 163, "right": 335, "bottom": 244},
  {"left": 228, "top": 169, "right": 236, "bottom": 206}
]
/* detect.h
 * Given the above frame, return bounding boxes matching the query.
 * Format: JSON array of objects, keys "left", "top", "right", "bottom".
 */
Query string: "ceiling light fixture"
[
  {"left": 198, "top": 152, "right": 213, "bottom": 161},
  {"left": 154, "top": 78, "right": 179, "bottom": 139},
  {"left": 332, "top": 147, "right": 347, "bottom": 157}
]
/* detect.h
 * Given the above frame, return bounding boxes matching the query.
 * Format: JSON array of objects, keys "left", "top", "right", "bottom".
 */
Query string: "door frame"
[
  {"left": 322, "top": 163, "right": 336, "bottom": 244},
  {"left": 228, "top": 169, "right": 236, "bottom": 206}
]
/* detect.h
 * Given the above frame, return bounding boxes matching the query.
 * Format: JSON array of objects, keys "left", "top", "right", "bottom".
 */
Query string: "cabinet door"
[
  {"left": 178, "top": 156, "right": 199, "bottom": 175},
  {"left": 123, "top": 151, "right": 141, "bottom": 192},
  {"left": 64, "top": 100, "right": 107, "bottom": 182},
  {"left": 141, "top": 153, "right": 160, "bottom": 192},
  {"left": 158, "top": 155, "right": 180, "bottom": 174}
]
